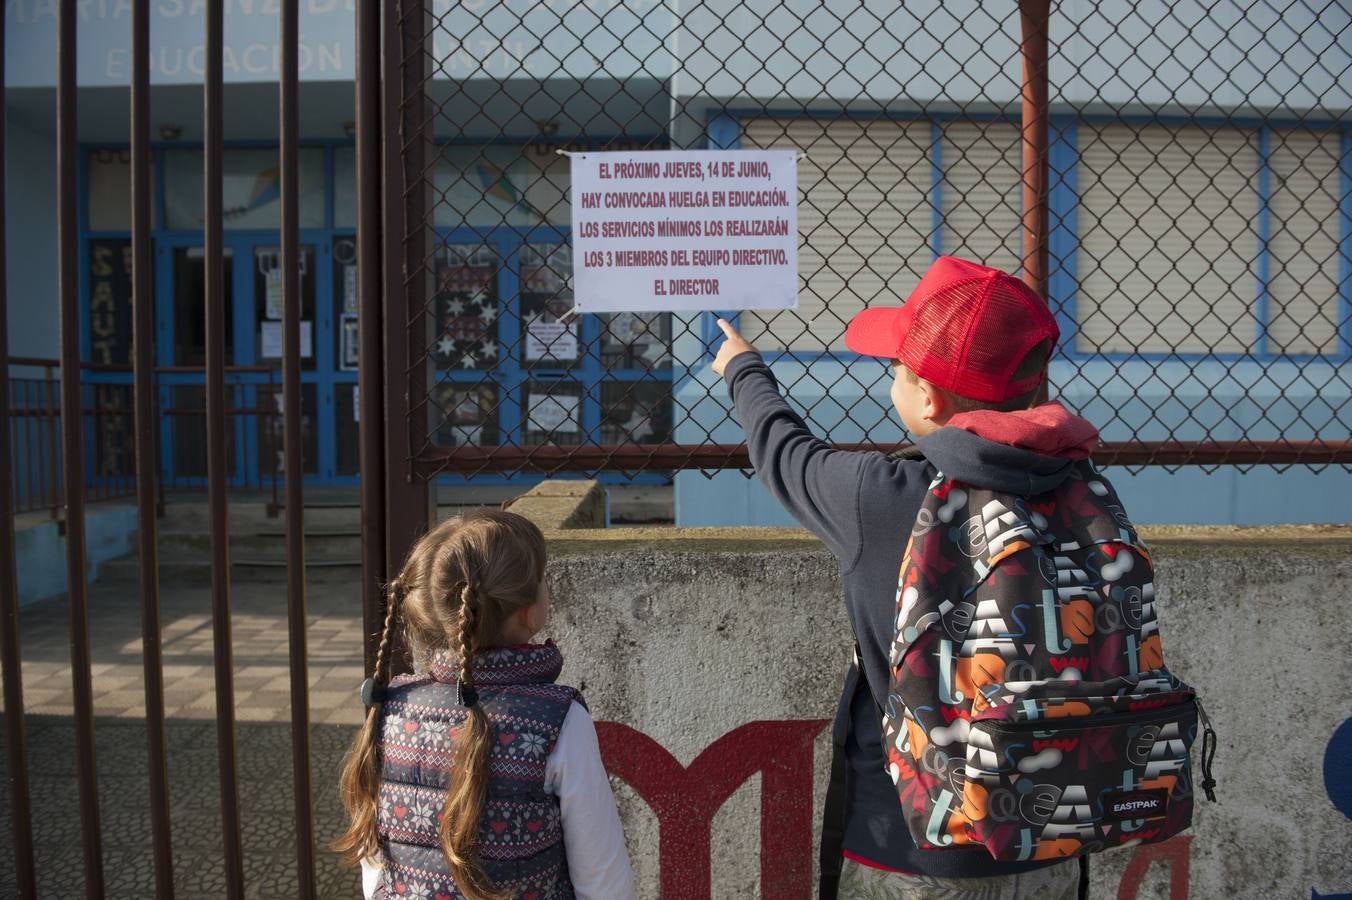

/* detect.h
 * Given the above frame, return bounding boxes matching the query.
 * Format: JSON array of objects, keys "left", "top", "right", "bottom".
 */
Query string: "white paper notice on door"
[
  {"left": 261, "top": 320, "right": 313, "bottom": 359},
  {"left": 526, "top": 393, "right": 579, "bottom": 434},
  {"left": 525, "top": 320, "right": 579, "bottom": 362},
  {"left": 568, "top": 149, "right": 799, "bottom": 313}
]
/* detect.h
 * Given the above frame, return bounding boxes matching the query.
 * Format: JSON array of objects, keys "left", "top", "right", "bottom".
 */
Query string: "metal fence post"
[
  {"left": 280, "top": 0, "right": 317, "bottom": 892},
  {"left": 57, "top": 1, "right": 106, "bottom": 896},
  {"left": 203, "top": 1, "right": 246, "bottom": 895},
  {"left": 131, "top": 0, "right": 175, "bottom": 894},
  {"left": 382, "top": 0, "right": 434, "bottom": 614},
  {"left": 357, "top": 0, "right": 387, "bottom": 674},
  {"left": 0, "top": 6, "right": 39, "bottom": 893}
]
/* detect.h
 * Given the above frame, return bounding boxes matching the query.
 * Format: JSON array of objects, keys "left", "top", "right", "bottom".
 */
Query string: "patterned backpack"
[{"left": 882, "top": 462, "right": 1217, "bottom": 862}]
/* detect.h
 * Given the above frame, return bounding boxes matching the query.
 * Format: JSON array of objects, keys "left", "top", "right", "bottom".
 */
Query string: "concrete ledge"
[
  {"left": 14, "top": 503, "right": 138, "bottom": 606},
  {"left": 545, "top": 523, "right": 1352, "bottom": 555},
  {"left": 504, "top": 479, "right": 608, "bottom": 530}
]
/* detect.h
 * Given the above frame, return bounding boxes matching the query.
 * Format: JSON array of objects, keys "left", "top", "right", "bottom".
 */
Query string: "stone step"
[
  {"left": 97, "top": 553, "right": 361, "bottom": 586},
  {"left": 155, "top": 529, "right": 362, "bottom": 559}
]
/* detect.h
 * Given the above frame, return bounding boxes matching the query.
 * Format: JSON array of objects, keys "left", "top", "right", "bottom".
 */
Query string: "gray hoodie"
[{"left": 725, "top": 352, "right": 1084, "bottom": 878}]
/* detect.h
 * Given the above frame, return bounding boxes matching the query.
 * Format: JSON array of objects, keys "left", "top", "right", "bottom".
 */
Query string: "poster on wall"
[
  {"left": 431, "top": 383, "right": 498, "bottom": 447},
  {"left": 340, "top": 315, "right": 359, "bottom": 370},
  {"left": 433, "top": 248, "right": 499, "bottom": 370},
  {"left": 602, "top": 311, "right": 670, "bottom": 369},
  {"left": 526, "top": 392, "right": 581, "bottom": 434},
  {"left": 260, "top": 320, "right": 313, "bottom": 359},
  {"left": 265, "top": 269, "right": 284, "bottom": 320},
  {"left": 343, "top": 264, "right": 358, "bottom": 315},
  {"left": 568, "top": 150, "right": 799, "bottom": 313},
  {"left": 521, "top": 243, "right": 579, "bottom": 364},
  {"left": 87, "top": 238, "right": 134, "bottom": 366}
]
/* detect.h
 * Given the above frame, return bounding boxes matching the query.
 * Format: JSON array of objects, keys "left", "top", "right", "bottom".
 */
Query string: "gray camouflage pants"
[{"left": 838, "top": 857, "right": 1082, "bottom": 900}]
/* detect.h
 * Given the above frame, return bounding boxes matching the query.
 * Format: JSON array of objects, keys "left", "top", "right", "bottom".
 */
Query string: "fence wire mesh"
[{"left": 397, "top": 0, "right": 1350, "bottom": 480}]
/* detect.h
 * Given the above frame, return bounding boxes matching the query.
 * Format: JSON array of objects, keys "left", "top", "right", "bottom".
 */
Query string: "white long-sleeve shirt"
[{"left": 362, "top": 701, "right": 635, "bottom": 900}]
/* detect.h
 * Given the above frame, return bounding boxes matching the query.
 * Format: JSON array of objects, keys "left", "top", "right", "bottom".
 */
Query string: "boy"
[{"left": 712, "top": 256, "right": 1095, "bottom": 899}]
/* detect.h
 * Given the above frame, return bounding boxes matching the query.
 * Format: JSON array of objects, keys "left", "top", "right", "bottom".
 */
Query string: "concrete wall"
[{"left": 540, "top": 527, "right": 1352, "bottom": 899}]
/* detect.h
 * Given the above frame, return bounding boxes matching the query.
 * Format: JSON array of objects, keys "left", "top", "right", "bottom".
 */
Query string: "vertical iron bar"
[
  {"left": 269, "top": 368, "right": 279, "bottom": 508},
  {"left": 58, "top": 0, "right": 107, "bottom": 895},
  {"left": 382, "top": 0, "right": 434, "bottom": 613},
  {"left": 280, "top": 1, "right": 317, "bottom": 895},
  {"left": 1019, "top": 0, "right": 1051, "bottom": 300},
  {"left": 0, "top": 5, "right": 39, "bottom": 892},
  {"left": 132, "top": 0, "right": 175, "bottom": 893},
  {"left": 25, "top": 382, "right": 37, "bottom": 513},
  {"left": 90, "top": 385, "right": 100, "bottom": 501},
  {"left": 204, "top": 1, "right": 245, "bottom": 896},
  {"left": 155, "top": 376, "right": 166, "bottom": 517},
  {"left": 357, "top": 0, "right": 386, "bottom": 674},
  {"left": 45, "top": 368, "right": 58, "bottom": 519}
]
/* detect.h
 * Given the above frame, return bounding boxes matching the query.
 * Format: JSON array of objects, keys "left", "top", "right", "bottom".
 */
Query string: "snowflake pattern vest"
[
  {"left": 377, "top": 642, "right": 582, "bottom": 900},
  {"left": 881, "top": 462, "right": 1216, "bottom": 862}
]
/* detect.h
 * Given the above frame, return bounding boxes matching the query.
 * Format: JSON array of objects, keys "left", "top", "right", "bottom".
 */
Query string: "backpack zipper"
[{"left": 973, "top": 697, "right": 1197, "bottom": 734}]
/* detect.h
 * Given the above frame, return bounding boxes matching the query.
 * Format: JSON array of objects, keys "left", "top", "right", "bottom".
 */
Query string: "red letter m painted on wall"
[{"left": 598, "top": 720, "right": 829, "bottom": 900}]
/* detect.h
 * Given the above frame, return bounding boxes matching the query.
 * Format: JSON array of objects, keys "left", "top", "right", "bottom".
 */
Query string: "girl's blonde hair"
[{"left": 333, "top": 509, "right": 548, "bottom": 900}]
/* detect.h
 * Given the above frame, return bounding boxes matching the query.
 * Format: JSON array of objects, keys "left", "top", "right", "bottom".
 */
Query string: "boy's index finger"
[{"left": 716, "top": 318, "right": 740, "bottom": 340}]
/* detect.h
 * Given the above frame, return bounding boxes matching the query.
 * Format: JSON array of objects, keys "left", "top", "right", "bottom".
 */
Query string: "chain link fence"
[{"left": 395, "top": 0, "right": 1349, "bottom": 481}]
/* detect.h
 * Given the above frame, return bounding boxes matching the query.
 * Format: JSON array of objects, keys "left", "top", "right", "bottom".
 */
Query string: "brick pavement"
[{"left": 0, "top": 572, "right": 369, "bottom": 898}]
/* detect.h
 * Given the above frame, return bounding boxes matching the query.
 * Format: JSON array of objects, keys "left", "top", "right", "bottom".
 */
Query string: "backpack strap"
[{"left": 818, "top": 647, "right": 869, "bottom": 900}]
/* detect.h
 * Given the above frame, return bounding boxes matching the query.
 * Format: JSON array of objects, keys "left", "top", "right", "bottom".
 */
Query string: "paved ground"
[{"left": 0, "top": 573, "right": 368, "bottom": 898}]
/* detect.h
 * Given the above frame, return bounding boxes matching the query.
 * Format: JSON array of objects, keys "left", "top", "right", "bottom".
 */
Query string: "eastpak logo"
[{"left": 1103, "top": 788, "right": 1169, "bottom": 821}]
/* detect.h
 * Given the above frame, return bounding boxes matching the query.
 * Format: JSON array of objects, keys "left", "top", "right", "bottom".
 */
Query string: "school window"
[
  {"left": 1071, "top": 122, "right": 1343, "bottom": 358},
  {"left": 738, "top": 117, "right": 934, "bottom": 353},
  {"left": 1265, "top": 128, "right": 1342, "bottom": 356},
  {"left": 939, "top": 120, "right": 1022, "bottom": 277}
]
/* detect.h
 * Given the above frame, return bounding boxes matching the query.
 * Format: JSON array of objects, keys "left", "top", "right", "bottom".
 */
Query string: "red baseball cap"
[{"left": 844, "top": 256, "right": 1059, "bottom": 403}]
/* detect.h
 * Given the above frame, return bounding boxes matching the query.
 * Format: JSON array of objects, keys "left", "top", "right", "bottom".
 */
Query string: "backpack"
[{"left": 881, "top": 462, "right": 1217, "bottom": 862}]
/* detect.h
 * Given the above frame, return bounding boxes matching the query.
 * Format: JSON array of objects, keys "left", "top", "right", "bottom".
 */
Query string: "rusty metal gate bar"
[
  {"left": 413, "top": 439, "right": 1352, "bottom": 476},
  {"left": 1019, "top": 0, "right": 1051, "bottom": 299},
  {"left": 0, "top": 5, "right": 39, "bottom": 895},
  {"left": 357, "top": 0, "right": 388, "bottom": 673},
  {"left": 280, "top": 0, "right": 318, "bottom": 892},
  {"left": 131, "top": 0, "right": 176, "bottom": 895},
  {"left": 203, "top": 0, "right": 246, "bottom": 896},
  {"left": 57, "top": 1, "right": 107, "bottom": 895},
  {"left": 381, "top": 0, "right": 434, "bottom": 586}
]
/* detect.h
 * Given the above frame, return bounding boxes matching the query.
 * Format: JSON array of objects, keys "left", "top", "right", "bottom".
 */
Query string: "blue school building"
[{"left": 4, "top": 0, "right": 1349, "bottom": 523}]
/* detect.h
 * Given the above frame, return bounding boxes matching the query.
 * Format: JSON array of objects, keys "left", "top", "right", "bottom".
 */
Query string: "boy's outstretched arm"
[{"left": 711, "top": 318, "right": 870, "bottom": 569}]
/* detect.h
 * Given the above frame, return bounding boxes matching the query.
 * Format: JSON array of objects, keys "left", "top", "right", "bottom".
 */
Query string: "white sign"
[
  {"left": 525, "top": 320, "right": 579, "bottom": 362},
  {"left": 569, "top": 150, "right": 799, "bottom": 313},
  {"left": 261, "top": 320, "right": 313, "bottom": 359},
  {"left": 527, "top": 393, "right": 580, "bottom": 434}
]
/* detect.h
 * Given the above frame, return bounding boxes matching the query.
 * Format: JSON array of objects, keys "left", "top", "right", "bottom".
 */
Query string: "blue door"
[{"left": 155, "top": 234, "right": 333, "bottom": 487}]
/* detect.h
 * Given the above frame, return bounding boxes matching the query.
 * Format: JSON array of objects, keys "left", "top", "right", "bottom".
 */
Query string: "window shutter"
[
  {"left": 1267, "top": 129, "right": 1341, "bottom": 356},
  {"left": 739, "top": 118, "right": 934, "bottom": 353},
  {"left": 940, "top": 121, "right": 1023, "bottom": 276},
  {"left": 1076, "top": 124, "right": 1259, "bottom": 355}
]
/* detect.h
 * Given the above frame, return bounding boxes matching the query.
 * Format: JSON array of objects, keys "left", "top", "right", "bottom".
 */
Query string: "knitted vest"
[{"left": 377, "top": 642, "right": 581, "bottom": 900}]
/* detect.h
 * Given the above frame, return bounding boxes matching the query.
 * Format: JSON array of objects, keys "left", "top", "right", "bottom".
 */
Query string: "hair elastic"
[
  {"left": 458, "top": 682, "right": 479, "bottom": 708},
  {"left": 359, "top": 676, "right": 386, "bottom": 708}
]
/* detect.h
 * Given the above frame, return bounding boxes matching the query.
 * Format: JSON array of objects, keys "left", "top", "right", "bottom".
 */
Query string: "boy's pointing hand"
[{"left": 711, "top": 318, "right": 757, "bottom": 377}]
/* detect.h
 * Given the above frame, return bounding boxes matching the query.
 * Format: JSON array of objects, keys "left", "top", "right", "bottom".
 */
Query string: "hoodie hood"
[{"left": 916, "top": 401, "right": 1100, "bottom": 496}]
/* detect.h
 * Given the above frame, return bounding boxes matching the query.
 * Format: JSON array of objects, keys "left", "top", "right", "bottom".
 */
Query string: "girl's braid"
[
  {"left": 455, "top": 582, "right": 479, "bottom": 705},
  {"left": 373, "top": 576, "right": 405, "bottom": 685}
]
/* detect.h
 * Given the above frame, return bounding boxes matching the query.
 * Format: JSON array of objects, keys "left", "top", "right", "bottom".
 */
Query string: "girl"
[{"left": 335, "top": 510, "right": 636, "bottom": 900}]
